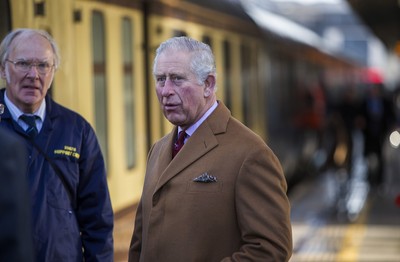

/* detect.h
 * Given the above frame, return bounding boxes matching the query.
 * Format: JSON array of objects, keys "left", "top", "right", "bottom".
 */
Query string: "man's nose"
[
  {"left": 26, "top": 65, "right": 40, "bottom": 78},
  {"left": 161, "top": 78, "right": 174, "bottom": 96}
]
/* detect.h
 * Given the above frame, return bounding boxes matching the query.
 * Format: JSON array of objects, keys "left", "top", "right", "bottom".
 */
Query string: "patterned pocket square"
[{"left": 193, "top": 173, "right": 217, "bottom": 183}]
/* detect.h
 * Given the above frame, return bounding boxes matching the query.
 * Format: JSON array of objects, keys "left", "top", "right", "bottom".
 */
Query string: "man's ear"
[{"left": 204, "top": 75, "right": 216, "bottom": 97}]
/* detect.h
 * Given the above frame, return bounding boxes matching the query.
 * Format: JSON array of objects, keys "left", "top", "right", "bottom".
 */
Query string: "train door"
[{"left": 73, "top": 1, "right": 147, "bottom": 211}]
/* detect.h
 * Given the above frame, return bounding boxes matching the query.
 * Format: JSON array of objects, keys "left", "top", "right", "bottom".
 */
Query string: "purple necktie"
[{"left": 172, "top": 131, "right": 186, "bottom": 158}]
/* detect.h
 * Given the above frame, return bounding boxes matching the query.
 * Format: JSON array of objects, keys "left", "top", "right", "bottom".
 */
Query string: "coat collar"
[{"left": 154, "top": 101, "right": 231, "bottom": 192}]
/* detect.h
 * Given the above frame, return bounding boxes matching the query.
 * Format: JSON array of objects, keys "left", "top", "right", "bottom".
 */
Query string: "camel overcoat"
[{"left": 129, "top": 102, "right": 292, "bottom": 262}]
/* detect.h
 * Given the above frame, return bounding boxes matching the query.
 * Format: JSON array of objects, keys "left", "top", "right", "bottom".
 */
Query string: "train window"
[
  {"left": 173, "top": 30, "right": 187, "bottom": 37},
  {"left": 241, "top": 44, "right": 251, "bottom": 127},
  {"left": 0, "top": 0, "right": 11, "bottom": 41},
  {"left": 223, "top": 40, "right": 232, "bottom": 110},
  {"left": 92, "top": 11, "right": 109, "bottom": 167},
  {"left": 122, "top": 17, "right": 137, "bottom": 170},
  {"left": 202, "top": 35, "right": 212, "bottom": 49}
]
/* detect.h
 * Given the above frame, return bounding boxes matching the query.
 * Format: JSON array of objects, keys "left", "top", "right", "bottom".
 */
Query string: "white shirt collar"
[
  {"left": 178, "top": 101, "right": 218, "bottom": 137},
  {"left": 4, "top": 90, "right": 46, "bottom": 130}
]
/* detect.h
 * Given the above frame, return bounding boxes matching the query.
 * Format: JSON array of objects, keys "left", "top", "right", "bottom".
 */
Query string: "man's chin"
[
  {"left": 165, "top": 115, "right": 183, "bottom": 126},
  {"left": 22, "top": 96, "right": 39, "bottom": 104},
  {"left": 21, "top": 89, "right": 41, "bottom": 99}
]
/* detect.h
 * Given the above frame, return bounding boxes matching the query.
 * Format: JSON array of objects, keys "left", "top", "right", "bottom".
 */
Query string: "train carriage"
[{"left": 1, "top": 0, "right": 359, "bottom": 212}]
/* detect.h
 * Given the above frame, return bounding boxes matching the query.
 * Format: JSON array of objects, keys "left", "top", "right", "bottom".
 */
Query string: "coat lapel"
[
  {"left": 154, "top": 124, "right": 218, "bottom": 193},
  {"left": 154, "top": 101, "right": 231, "bottom": 193}
]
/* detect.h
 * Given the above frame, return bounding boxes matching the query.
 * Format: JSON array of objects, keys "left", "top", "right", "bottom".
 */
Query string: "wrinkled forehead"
[{"left": 9, "top": 32, "right": 54, "bottom": 60}]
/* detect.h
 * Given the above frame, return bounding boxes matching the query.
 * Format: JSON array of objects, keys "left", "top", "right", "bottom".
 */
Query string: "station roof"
[{"left": 346, "top": 0, "right": 400, "bottom": 50}]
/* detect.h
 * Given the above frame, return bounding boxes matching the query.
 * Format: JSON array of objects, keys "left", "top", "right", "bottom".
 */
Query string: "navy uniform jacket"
[{"left": 0, "top": 89, "right": 113, "bottom": 261}]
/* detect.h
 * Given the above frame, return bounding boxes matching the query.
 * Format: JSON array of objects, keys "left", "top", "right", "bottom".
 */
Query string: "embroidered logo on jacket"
[{"left": 54, "top": 146, "right": 80, "bottom": 159}]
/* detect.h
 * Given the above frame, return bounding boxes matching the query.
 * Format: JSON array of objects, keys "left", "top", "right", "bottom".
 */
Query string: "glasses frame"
[{"left": 5, "top": 59, "right": 54, "bottom": 75}]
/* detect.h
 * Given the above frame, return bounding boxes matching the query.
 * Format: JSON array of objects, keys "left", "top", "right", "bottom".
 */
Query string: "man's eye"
[
  {"left": 171, "top": 76, "right": 182, "bottom": 81},
  {"left": 38, "top": 63, "right": 49, "bottom": 69},
  {"left": 157, "top": 76, "right": 166, "bottom": 82},
  {"left": 171, "top": 76, "right": 184, "bottom": 83},
  {"left": 16, "top": 61, "right": 30, "bottom": 67}
]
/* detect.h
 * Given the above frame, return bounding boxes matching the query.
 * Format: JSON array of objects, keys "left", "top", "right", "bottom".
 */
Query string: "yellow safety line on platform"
[{"left": 335, "top": 201, "right": 370, "bottom": 262}]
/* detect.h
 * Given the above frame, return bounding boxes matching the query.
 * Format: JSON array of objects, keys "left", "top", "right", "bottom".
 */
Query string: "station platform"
[{"left": 289, "top": 173, "right": 400, "bottom": 262}]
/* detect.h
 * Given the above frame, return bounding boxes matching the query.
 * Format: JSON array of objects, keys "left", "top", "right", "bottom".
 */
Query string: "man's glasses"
[{"left": 6, "top": 59, "right": 54, "bottom": 75}]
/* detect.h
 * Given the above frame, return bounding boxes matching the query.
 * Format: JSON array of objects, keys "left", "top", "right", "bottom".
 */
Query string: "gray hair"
[
  {"left": 0, "top": 28, "right": 60, "bottom": 70},
  {"left": 153, "top": 36, "right": 216, "bottom": 85}
]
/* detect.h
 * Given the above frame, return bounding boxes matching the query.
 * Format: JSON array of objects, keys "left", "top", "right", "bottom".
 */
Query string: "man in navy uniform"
[{"left": 0, "top": 28, "right": 113, "bottom": 261}]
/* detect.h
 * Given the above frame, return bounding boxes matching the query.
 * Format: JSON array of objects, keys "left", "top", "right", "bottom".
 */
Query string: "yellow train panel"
[{"left": 73, "top": 1, "right": 147, "bottom": 211}]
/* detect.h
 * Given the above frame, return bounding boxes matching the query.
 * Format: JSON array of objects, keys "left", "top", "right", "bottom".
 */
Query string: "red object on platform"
[{"left": 364, "top": 68, "right": 383, "bottom": 84}]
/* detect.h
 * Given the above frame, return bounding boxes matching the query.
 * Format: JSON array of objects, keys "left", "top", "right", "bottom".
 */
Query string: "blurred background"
[{"left": 1, "top": 0, "right": 399, "bottom": 261}]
